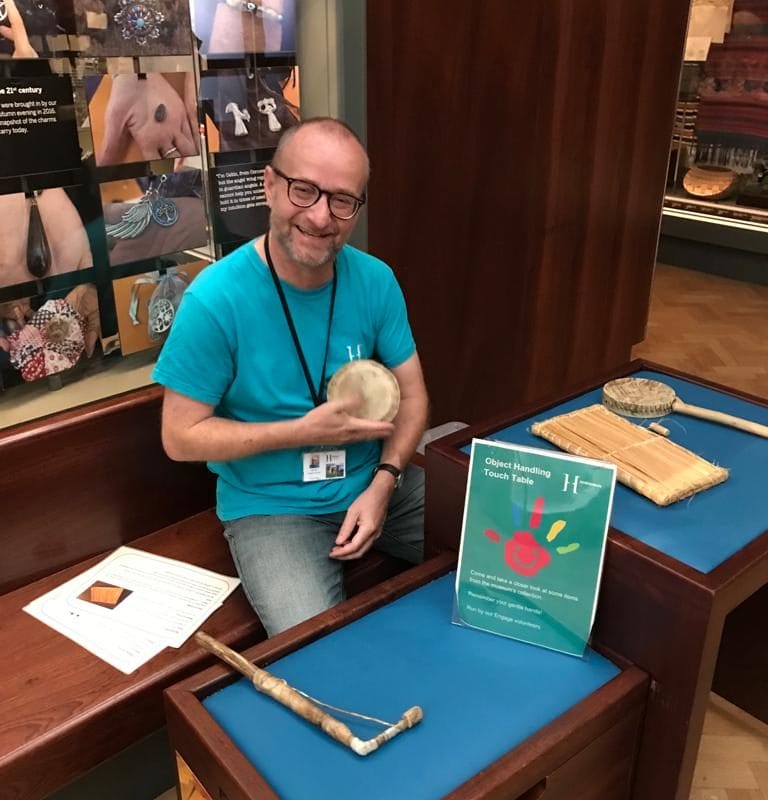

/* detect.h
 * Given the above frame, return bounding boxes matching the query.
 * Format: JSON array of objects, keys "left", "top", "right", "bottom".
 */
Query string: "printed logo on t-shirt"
[{"left": 345, "top": 344, "right": 363, "bottom": 361}]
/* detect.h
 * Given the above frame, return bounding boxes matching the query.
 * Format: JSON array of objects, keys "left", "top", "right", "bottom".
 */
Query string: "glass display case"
[
  {"left": 664, "top": 0, "right": 768, "bottom": 229},
  {"left": 0, "top": 0, "right": 302, "bottom": 425}
]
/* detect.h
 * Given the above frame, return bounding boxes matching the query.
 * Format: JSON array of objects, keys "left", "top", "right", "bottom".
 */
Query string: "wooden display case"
[
  {"left": 424, "top": 360, "right": 768, "bottom": 800},
  {"left": 165, "top": 554, "right": 649, "bottom": 800}
]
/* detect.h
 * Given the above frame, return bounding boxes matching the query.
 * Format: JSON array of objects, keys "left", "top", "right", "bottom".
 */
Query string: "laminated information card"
[{"left": 454, "top": 439, "right": 617, "bottom": 656}]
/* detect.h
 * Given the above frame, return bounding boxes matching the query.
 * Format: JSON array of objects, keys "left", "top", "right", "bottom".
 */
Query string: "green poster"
[{"left": 454, "top": 439, "right": 617, "bottom": 656}]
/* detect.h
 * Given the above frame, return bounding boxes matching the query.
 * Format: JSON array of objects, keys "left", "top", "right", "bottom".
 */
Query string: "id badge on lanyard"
[{"left": 302, "top": 450, "right": 347, "bottom": 482}]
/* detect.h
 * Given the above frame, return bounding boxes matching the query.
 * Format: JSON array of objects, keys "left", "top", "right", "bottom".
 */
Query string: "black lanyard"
[{"left": 264, "top": 232, "right": 337, "bottom": 407}]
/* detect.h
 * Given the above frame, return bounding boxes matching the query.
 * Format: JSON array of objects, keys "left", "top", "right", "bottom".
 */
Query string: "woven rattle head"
[{"left": 602, "top": 377, "right": 676, "bottom": 418}]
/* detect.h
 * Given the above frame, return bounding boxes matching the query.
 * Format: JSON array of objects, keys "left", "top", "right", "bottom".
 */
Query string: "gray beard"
[{"left": 271, "top": 222, "right": 342, "bottom": 270}]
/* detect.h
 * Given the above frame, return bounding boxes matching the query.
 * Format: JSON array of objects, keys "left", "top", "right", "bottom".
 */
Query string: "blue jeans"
[{"left": 222, "top": 465, "right": 424, "bottom": 636}]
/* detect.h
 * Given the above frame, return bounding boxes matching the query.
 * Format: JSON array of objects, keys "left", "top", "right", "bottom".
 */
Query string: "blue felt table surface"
[
  {"left": 203, "top": 574, "right": 621, "bottom": 800},
  {"left": 460, "top": 371, "right": 768, "bottom": 573}
]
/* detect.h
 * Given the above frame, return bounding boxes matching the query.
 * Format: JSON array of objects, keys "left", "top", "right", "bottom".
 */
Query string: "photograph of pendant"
[
  {"left": 105, "top": 175, "right": 178, "bottom": 240},
  {"left": 27, "top": 192, "right": 52, "bottom": 279},
  {"left": 101, "top": 169, "right": 206, "bottom": 267},
  {"left": 148, "top": 296, "right": 175, "bottom": 335},
  {"left": 0, "top": 2, "right": 8, "bottom": 24},
  {"left": 113, "top": 0, "right": 166, "bottom": 46},
  {"left": 257, "top": 97, "right": 282, "bottom": 132},
  {"left": 225, "top": 102, "right": 251, "bottom": 136}
]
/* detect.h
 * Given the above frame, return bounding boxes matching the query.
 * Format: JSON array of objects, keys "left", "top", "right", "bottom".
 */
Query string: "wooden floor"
[
  {"left": 633, "top": 263, "right": 768, "bottom": 398},
  {"left": 690, "top": 695, "right": 768, "bottom": 800},
  {"left": 633, "top": 263, "right": 768, "bottom": 800}
]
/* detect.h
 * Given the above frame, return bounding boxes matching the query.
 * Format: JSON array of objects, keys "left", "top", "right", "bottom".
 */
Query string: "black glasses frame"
[{"left": 270, "top": 166, "right": 366, "bottom": 220}]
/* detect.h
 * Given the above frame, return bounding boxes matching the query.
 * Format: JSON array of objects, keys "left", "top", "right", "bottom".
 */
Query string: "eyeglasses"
[{"left": 270, "top": 166, "right": 366, "bottom": 220}]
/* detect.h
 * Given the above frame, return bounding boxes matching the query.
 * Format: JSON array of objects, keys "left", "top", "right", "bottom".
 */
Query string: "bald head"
[{"left": 272, "top": 117, "right": 370, "bottom": 182}]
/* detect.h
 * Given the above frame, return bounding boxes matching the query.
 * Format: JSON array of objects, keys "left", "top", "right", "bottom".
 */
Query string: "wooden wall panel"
[
  {"left": 366, "top": 0, "right": 690, "bottom": 423},
  {"left": 0, "top": 387, "right": 215, "bottom": 594}
]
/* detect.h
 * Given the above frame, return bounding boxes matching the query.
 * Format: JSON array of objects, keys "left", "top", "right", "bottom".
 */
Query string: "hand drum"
[{"left": 327, "top": 359, "right": 400, "bottom": 422}]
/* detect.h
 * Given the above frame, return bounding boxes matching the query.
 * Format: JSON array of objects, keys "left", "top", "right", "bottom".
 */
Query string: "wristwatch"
[{"left": 373, "top": 462, "right": 403, "bottom": 489}]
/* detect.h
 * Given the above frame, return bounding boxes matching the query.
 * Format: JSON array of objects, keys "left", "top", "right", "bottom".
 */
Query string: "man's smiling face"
[{"left": 264, "top": 125, "right": 368, "bottom": 272}]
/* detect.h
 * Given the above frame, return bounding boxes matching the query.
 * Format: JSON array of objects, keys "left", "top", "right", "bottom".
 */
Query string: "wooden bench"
[{"left": 0, "top": 387, "right": 410, "bottom": 799}]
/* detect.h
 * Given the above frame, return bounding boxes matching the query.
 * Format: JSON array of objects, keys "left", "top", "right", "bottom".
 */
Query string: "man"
[{"left": 154, "top": 117, "right": 429, "bottom": 635}]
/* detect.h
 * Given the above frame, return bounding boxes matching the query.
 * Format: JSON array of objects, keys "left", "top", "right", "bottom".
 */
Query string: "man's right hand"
[
  {"left": 298, "top": 397, "right": 394, "bottom": 445},
  {"left": 161, "top": 390, "right": 394, "bottom": 463}
]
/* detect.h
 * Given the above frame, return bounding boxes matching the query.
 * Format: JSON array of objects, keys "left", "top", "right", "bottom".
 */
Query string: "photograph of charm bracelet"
[
  {"left": 86, "top": 72, "right": 199, "bottom": 166},
  {"left": 199, "top": 66, "right": 299, "bottom": 153},
  {"left": 191, "top": 0, "right": 293, "bottom": 58},
  {"left": 71, "top": 0, "right": 192, "bottom": 57},
  {"left": 0, "top": 188, "right": 94, "bottom": 289},
  {"left": 100, "top": 167, "right": 207, "bottom": 266}
]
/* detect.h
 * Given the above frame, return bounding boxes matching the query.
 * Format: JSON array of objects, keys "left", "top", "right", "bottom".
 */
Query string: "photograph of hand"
[
  {"left": 191, "top": 0, "right": 294, "bottom": 58},
  {"left": 0, "top": 0, "right": 71, "bottom": 59},
  {"left": 86, "top": 72, "right": 200, "bottom": 166}
]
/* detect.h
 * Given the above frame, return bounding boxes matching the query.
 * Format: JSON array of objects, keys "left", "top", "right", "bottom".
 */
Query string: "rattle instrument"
[
  {"left": 195, "top": 631, "right": 423, "bottom": 756},
  {"left": 603, "top": 377, "right": 768, "bottom": 439},
  {"left": 326, "top": 359, "right": 400, "bottom": 422}
]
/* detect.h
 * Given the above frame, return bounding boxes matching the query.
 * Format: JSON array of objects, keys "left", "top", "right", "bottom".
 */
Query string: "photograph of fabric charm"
[
  {"left": 225, "top": 102, "right": 250, "bottom": 136},
  {"left": 26, "top": 190, "right": 51, "bottom": 279},
  {"left": 256, "top": 96, "right": 281, "bottom": 132},
  {"left": 105, "top": 174, "right": 178, "bottom": 240},
  {"left": 112, "top": 0, "right": 166, "bottom": 45},
  {"left": 7, "top": 298, "right": 87, "bottom": 383}
]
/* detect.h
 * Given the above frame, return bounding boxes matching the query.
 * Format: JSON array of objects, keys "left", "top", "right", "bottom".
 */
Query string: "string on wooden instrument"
[{"left": 195, "top": 631, "right": 423, "bottom": 756}]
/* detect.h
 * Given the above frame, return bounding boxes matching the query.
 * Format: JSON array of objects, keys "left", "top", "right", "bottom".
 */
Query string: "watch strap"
[{"left": 373, "top": 462, "right": 403, "bottom": 488}]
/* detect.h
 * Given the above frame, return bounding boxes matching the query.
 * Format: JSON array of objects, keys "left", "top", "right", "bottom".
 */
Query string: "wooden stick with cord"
[{"left": 195, "top": 631, "right": 423, "bottom": 756}]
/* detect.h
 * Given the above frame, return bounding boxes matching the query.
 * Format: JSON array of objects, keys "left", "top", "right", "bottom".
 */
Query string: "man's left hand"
[{"left": 330, "top": 478, "right": 394, "bottom": 560}]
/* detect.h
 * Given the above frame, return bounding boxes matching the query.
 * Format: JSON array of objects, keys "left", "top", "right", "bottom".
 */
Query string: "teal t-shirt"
[{"left": 152, "top": 242, "right": 416, "bottom": 520}]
